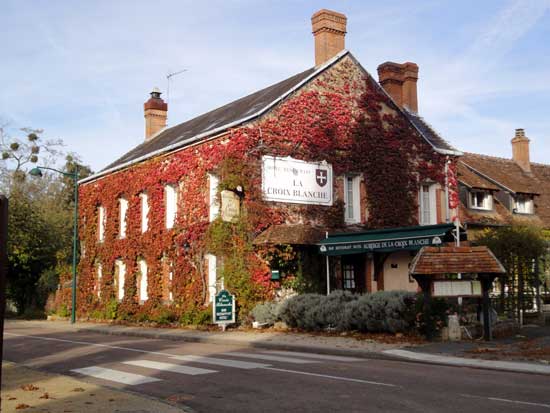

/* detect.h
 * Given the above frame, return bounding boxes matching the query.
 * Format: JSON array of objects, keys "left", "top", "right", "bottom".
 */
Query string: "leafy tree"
[
  {"left": 475, "top": 222, "right": 548, "bottom": 318},
  {"left": 1, "top": 125, "right": 93, "bottom": 315}
]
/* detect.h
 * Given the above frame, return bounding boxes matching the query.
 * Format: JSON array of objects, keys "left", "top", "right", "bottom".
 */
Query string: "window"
[
  {"left": 115, "top": 259, "right": 125, "bottom": 300},
  {"left": 140, "top": 193, "right": 149, "bottom": 233},
  {"left": 96, "top": 263, "right": 102, "bottom": 298},
  {"left": 469, "top": 191, "right": 492, "bottom": 210},
  {"left": 138, "top": 259, "right": 148, "bottom": 302},
  {"left": 162, "top": 256, "right": 173, "bottom": 302},
  {"left": 206, "top": 254, "right": 217, "bottom": 302},
  {"left": 98, "top": 205, "right": 105, "bottom": 241},
  {"left": 119, "top": 198, "right": 128, "bottom": 238},
  {"left": 165, "top": 185, "right": 178, "bottom": 229},
  {"left": 515, "top": 195, "right": 534, "bottom": 214},
  {"left": 419, "top": 184, "right": 436, "bottom": 225},
  {"left": 209, "top": 174, "right": 220, "bottom": 222},
  {"left": 344, "top": 175, "right": 361, "bottom": 224},
  {"left": 343, "top": 264, "right": 356, "bottom": 290}
]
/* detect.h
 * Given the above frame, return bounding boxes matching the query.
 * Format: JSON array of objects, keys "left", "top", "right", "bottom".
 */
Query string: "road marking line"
[
  {"left": 460, "top": 394, "right": 550, "bottom": 409},
  {"left": 221, "top": 352, "right": 317, "bottom": 364},
  {"left": 263, "top": 367, "right": 398, "bottom": 387},
  {"left": 123, "top": 360, "right": 217, "bottom": 375},
  {"left": 262, "top": 350, "right": 363, "bottom": 362},
  {"left": 170, "top": 355, "right": 270, "bottom": 369},
  {"left": 71, "top": 366, "right": 161, "bottom": 385}
]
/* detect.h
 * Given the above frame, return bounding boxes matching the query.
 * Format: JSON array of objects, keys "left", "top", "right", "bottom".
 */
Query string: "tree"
[
  {"left": 1, "top": 125, "right": 93, "bottom": 315},
  {"left": 476, "top": 222, "right": 547, "bottom": 320}
]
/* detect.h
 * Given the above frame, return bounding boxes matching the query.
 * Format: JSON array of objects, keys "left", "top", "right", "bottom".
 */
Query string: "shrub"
[
  {"left": 251, "top": 301, "right": 280, "bottom": 324},
  {"left": 303, "top": 290, "right": 357, "bottom": 331},
  {"left": 278, "top": 293, "right": 324, "bottom": 328},
  {"left": 414, "top": 294, "right": 449, "bottom": 337},
  {"left": 278, "top": 290, "right": 417, "bottom": 334}
]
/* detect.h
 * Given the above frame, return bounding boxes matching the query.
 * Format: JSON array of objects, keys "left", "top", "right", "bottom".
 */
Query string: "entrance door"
[{"left": 341, "top": 254, "right": 365, "bottom": 293}]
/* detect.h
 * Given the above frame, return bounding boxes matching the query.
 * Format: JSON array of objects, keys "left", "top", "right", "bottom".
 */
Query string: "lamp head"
[{"left": 29, "top": 167, "right": 43, "bottom": 177}]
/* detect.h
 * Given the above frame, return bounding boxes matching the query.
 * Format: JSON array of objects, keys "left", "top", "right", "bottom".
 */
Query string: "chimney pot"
[
  {"left": 511, "top": 128, "right": 531, "bottom": 172},
  {"left": 144, "top": 87, "right": 167, "bottom": 140},
  {"left": 311, "top": 9, "right": 347, "bottom": 66},
  {"left": 377, "top": 61, "right": 419, "bottom": 113}
]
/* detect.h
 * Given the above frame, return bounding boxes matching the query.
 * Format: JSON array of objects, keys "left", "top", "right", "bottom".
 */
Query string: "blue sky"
[{"left": 2, "top": 0, "right": 550, "bottom": 171}]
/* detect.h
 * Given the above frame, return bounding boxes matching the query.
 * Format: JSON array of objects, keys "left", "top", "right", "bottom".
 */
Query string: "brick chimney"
[
  {"left": 511, "top": 128, "right": 531, "bottom": 172},
  {"left": 144, "top": 87, "right": 167, "bottom": 140},
  {"left": 377, "top": 62, "right": 419, "bottom": 113},
  {"left": 311, "top": 9, "right": 347, "bottom": 66}
]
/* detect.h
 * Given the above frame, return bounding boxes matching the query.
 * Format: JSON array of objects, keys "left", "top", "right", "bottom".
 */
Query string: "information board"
[{"left": 213, "top": 289, "right": 235, "bottom": 325}]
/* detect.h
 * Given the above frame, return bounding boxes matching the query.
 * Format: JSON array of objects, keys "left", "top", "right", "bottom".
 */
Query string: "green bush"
[
  {"left": 57, "top": 304, "right": 70, "bottom": 318},
  {"left": 278, "top": 293, "right": 324, "bottom": 328},
  {"left": 105, "top": 299, "right": 118, "bottom": 319},
  {"left": 180, "top": 305, "right": 212, "bottom": 326},
  {"left": 251, "top": 301, "right": 280, "bottom": 324},
  {"left": 277, "top": 291, "right": 418, "bottom": 334}
]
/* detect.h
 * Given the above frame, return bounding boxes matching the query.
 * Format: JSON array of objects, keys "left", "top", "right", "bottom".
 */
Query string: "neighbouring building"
[
  {"left": 76, "top": 9, "right": 509, "bottom": 321},
  {"left": 457, "top": 128, "right": 550, "bottom": 239}
]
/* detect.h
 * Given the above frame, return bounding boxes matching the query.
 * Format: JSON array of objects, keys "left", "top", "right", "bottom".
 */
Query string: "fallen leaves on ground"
[
  {"left": 39, "top": 392, "right": 53, "bottom": 399},
  {"left": 71, "top": 387, "right": 85, "bottom": 392},
  {"left": 20, "top": 384, "right": 39, "bottom": 391},
  {"left": 465, "top": 338, "right": 550, "bottom": 362},
  {"left": 16, "top": 404, "right": 31, "bottom": 410}
]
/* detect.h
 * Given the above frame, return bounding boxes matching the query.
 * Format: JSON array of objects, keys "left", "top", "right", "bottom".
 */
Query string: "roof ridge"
[{"left": 82, "top": 50, "right": 351, "bottom": 184}]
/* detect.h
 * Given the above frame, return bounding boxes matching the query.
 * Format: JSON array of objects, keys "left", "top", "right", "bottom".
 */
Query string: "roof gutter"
[{"left": 79, "top": 50, "right": 351, "bottom": 185}]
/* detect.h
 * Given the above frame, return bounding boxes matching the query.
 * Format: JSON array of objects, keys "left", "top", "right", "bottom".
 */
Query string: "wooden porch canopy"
[
  {"left": 409, "top": 246, "right": 506, "bottom": 276},
  {"left": 318, "top": 224, "right": 457, "bottom": 256},
  {"left": 409, "top": 245, "right": 506, "bottom": 341}
]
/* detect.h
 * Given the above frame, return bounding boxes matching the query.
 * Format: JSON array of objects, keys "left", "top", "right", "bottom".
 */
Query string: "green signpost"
[{"left": 213, "top": 289, "right": 235, "bottom": 330}]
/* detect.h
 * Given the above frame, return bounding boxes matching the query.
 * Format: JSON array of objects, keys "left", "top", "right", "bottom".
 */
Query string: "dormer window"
[
  {"left": 514, "top": 194, "right": 534, "bottom": 214},
  {"left": 469, "top": 190, "right": 492, "bottom": 211}
]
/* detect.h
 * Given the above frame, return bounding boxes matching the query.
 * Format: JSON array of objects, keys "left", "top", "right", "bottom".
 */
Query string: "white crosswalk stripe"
[
  {"left": 71, "top": 366, "right": 161, "bottom": 385},
  {"left": 220, "top": 352, "right": 318, "bottom": 364},
  {"left": 123, "top": 360, "right": 217, "bottom": 375},
  {"left": 170, "top": 355, "right": 270, "bottom": 369},
  {"left": 261, "top": 350, "right": 363, "bottom": 362}
]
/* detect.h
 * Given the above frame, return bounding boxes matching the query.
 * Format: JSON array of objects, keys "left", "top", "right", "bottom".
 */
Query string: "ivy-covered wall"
[{"left": 73, "top": 55, "right": 458, "bottom": 322}]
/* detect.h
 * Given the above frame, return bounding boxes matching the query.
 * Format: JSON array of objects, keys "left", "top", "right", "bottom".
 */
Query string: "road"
[{"left": 4, "top": 322, "right": 550, "bottom": 412}]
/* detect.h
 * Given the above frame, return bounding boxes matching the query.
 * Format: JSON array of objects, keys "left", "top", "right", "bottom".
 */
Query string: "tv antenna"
[{"left": 166, "top": 69, "right": 188, "bottom": 107}]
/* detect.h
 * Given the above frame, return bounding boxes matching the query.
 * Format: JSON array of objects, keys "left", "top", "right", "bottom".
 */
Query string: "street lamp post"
[{"left": 29, "top": 166, "right": 79, "bottom": 324}]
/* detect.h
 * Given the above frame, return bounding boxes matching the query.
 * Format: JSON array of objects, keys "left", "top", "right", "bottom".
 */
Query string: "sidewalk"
[
  {"left": 1, "top": 361, "right": 188, "bottom": 412},
  {"left": 6, "top": 320, "right": 550, "bottom": 376}
]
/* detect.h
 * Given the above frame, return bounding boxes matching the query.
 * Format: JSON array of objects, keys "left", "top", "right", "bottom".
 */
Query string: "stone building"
[{"left": 77, "top": 9, "right": 464, "bottom": 319}]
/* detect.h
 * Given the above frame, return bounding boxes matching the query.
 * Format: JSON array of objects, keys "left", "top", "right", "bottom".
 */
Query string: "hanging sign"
[
  {"left": 213, "top": 289, "right": 236, "bottom": 326},
  {"left": 262, "top": 156, "right": 333, "bottom": 205}
]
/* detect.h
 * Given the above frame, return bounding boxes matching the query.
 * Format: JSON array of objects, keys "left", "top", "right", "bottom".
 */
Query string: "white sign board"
[
  {"left": 261, "top": 156, "right": 333, "bottom": 205},
  {"left": 433, "top": 280, "right": 482, "bottom": 297}
]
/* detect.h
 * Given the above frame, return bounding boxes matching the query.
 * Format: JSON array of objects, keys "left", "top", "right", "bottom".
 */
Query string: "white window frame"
[
  {"left": 206, "top": 254, "right": 217, "bottom": 302},
  {"left": 140, "top": 192, "right": 149, "bottom": 233},
  {"left": 98, "top": 205, "right": 105, "bottom": 242},
  {"left": 469, "top": 190, "right": 492, "bottom": 211},
  {"left": 119, "top": 198, "right": 128, "bottom": 238},
  {"left": 138, "top": 259, "right": 148, "bottom": 302},
  {"left": 115, "top": 259, "right": 126, "bottom": 300},
  {"left": 419, "top": 183, "right": 437, "bottom": 225},
  {"left": 96, "top": 263, "right": 102, "bottom": 298},
  {"left": 515, "top": 195, "right": 534, "bottom": 214},
  {"left": 344, "top": 175, "right": 361, "bottom": 224},
  {"left": 165, "top": 184, "right": 178, "bottom": 229},
  {"left": 209, "top": 174, "right": 220, "bottom": 222}
]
